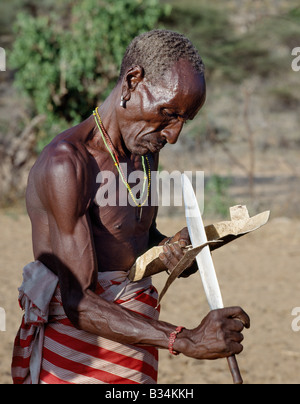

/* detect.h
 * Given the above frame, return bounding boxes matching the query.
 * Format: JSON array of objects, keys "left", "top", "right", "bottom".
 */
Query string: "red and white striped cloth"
[{"left": 11, "top": 261, "right": 160, "bottom": 384}]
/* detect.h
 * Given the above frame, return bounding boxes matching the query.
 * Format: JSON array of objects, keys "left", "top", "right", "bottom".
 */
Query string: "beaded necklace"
[{"left": 93, "top": 107, "right": 151, "bottom": 210}]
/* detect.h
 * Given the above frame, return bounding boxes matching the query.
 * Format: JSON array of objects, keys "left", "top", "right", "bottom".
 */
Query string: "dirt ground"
[{"left": 0, "top": 209, "right": 300, "bottom": 384}]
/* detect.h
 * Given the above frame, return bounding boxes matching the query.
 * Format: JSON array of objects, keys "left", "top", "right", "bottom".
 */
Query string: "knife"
[{"left": 181, "top": 173, "right": 243, "bottom": 384}]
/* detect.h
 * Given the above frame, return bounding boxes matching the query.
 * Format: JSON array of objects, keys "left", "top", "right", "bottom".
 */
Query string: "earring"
[{"left": 120, "top": 96, "right": 126, "bottom": 108}]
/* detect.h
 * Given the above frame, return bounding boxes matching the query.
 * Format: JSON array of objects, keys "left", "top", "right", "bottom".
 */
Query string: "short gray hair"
[{"left": 119, "top": 29, "right": 205, "bottom": 84}]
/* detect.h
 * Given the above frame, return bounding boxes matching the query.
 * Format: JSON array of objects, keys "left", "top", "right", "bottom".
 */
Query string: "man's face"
[{"left": 119, "top": 59, "right": 206, "bottom": 155}]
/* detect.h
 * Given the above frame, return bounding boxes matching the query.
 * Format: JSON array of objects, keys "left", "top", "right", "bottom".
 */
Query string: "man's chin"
[
  {"left": 130, "top": 145, "right": 153, "bottom": 156},
  {"left": 128, "top": 141, "right": 165, "bottom": 156},
  {"left": 147, "top": 142, "right": 166, "bottom": 154}
]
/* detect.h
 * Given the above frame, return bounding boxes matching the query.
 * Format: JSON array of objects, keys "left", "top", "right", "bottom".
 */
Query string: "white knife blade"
[
  {"left": 181, "top": 173, "right": 223, "bottom": 310},
  {"left": 181, "top": 173, "right": 243, "bottom": 384}
]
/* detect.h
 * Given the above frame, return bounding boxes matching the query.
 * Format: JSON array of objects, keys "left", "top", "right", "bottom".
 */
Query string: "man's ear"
[{"left": 122, "top": 65, "right": 144, "bottom": 101}]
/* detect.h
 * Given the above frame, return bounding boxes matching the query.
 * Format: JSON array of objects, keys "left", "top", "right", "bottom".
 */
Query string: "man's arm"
[{"left": 38, "top": 143, "right": 249, "bottom": 359}]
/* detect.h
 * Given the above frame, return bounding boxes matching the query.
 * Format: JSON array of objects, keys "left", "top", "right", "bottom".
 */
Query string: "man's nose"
[{"left": 161, "top": 121, "right": 184, "bottom": 144}]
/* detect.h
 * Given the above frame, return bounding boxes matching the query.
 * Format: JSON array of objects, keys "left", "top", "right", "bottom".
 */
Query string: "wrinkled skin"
[{"left": 26, "top": 59, "right": 250, "bottom": 361}]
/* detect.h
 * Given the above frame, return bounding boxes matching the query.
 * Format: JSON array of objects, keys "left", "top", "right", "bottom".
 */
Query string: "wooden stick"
[{"left": 227, "top": 355, "right": 243, "bottom": 384}]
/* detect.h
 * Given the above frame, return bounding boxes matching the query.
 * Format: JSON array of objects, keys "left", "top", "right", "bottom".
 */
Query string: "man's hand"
[
  {"left": 179, "top": 307, "right": 250, "bottom": 360},
  {"left": 168, "top": 227, "right": 190, "bottom": 248},
  {"left": 159, "top": 227, "right": 198, "bottom": 277}
]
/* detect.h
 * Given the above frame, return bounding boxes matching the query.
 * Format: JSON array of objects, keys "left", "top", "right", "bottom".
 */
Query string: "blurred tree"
[
  {"left": 161, "top": 3, "right": 288, "bottom": 82},
  {"left": 0, "top": 0, "right": 71, "bottom": 36},
  {"left": 10, "top": 0, "right": 171, "bottom": 151}
]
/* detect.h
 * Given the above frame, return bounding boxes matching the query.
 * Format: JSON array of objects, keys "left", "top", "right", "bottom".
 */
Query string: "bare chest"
[
  {"left": 88, "top": 199, "right": 156, "bottom": 271},
  {"left": 87, "top": 152, "right": 157, "bottom": 270}
]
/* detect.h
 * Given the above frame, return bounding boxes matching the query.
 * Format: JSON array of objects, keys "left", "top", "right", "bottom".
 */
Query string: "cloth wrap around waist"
[{"left": 11, "top": 261, "right": 159, "bottom": 384}]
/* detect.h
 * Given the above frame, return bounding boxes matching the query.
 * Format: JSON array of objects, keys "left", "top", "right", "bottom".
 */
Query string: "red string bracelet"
[{"left": 168, "top": 326, "right": 185, "bottom": 356}]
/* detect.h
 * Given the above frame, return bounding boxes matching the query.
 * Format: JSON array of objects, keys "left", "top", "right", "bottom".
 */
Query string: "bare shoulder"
[
  {"left": 42, "top": 139, "right": 90, "bottom": 179},
  {"left": 28, "top": 137, "right": 93, "bottom": 216}
]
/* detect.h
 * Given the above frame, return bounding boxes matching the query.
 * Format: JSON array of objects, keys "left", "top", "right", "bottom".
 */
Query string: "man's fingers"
[
  {"left": 226, "top": 318, "right": 245, "bottom": 333},
  {"left": 159, "top": 244, "right": 185, "bottom": 271},
  {"left": 171, "top": 227, "right": 190, "bottom": 247},
  {"left": 226, "top": 328, "right": 244, "bottom": 343},
  {"left": 178, "top": 227, "right": 190, "bottom": 247},
  {"left": 163, "top": 244, "right": 184, "bottom": 260},
  {"left": 169, "top": 243, "right": 185, "bottom": 258},
  {"left": 159, "top": 245, "right": 177, "bottom": 266},
  {"left": 222, "top": 306, "right": 251, "bottom": 329},
  {"left": 227, "top": 341, "right": 244, "bottom": 356}
]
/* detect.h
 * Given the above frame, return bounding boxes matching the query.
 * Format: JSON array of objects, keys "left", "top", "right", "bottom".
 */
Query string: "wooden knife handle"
[{"left": 227, "top": 355, "right": 243, "bottom": 384}]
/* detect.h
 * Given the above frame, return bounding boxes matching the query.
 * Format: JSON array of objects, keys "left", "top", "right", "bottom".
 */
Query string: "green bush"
[{"left": 10, "top": 0, "right": 171, "bottom": 151}]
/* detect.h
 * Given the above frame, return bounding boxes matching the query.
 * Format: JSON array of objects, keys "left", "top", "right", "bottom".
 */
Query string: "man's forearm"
[
  {"left": 73, "top": 290, "right": 243, "bottom": 361},
  {"left": 72, "top": 289, "right": 188, "bottom": 352},
  {"left": 58, "top": 274, "right": 250, "bottom": 362}
]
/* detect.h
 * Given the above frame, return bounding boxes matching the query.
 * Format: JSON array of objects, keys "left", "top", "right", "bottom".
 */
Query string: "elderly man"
[{"left": 12, "top": 30, "right": 249, "bottom": 384}]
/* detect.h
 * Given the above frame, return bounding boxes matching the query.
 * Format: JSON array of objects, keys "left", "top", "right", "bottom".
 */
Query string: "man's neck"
[{"left": 92, "top": 87, "right": 130, "bottom": 158}]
